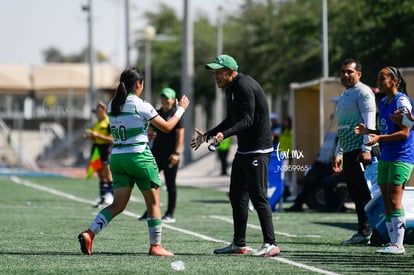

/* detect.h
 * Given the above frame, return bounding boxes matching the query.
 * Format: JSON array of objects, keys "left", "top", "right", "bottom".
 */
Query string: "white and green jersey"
[
  {"left": 335, "top": 81, "right": 376, "bottom": 155},
  {"left": 108, "top": 94, "right": 158, "bottom": 154}
]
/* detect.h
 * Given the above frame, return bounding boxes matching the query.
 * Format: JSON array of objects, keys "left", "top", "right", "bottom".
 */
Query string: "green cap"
[
  {"left": 160, "top": 87, "right": 176, "bottom": 99},
  {"left": 205, "top": 54, "right": 239, "bottom": 71}
]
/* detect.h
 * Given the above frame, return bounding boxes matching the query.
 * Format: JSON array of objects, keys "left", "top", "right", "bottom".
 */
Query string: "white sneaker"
[
  {"left": 252, "top": 243, "right": 280, "bottom": 257},
  {"left": 93, "top": 197, "right": 105, "bottom": 208},
  {"left": 376, "top": 244, "right": 405, "bottom": 255},
  {"left": 103, "top": 192, "right": 114, "bottom": 204},
  {"left": 162, "top": 215, "right": 176, "bottom": 223}
]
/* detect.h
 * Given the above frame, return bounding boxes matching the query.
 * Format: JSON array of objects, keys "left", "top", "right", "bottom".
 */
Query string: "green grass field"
[{"left": 1, "top": 175, "right": 413, "bottom": 274}]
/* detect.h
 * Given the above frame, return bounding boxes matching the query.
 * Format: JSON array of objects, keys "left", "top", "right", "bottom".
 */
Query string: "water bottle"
[
  {"left": 365, "top": 156, "right": 379, "bottom": 197},
  {"left": 171, "top": 260, "right": 185, "bottom": 271}
]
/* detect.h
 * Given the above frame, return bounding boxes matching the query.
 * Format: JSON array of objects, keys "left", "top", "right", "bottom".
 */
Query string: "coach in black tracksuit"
[{"left": 191, "top": 54, "right": 280, "bottom": 257}]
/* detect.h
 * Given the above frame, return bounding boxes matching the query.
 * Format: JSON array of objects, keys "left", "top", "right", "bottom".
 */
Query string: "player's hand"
[
  {"left": 358, "top": 151, "right": 372, "bottom": 166},
  {"left": 365, "top": 134, "right": 379, "bottom": 146},
  {"left": 177, "top": 95, "right": 190, "bottom": 110},
  {"left": 168, "top": 153, "right": 180, "bottom": 166},
  {"left": 333, "top": 156, "right": 343, "bottom": 173},
  {"left": 354, "top": 123, "right": 368, "bottom": 135},
  {"left": 148, "top": 130, "right": 157, "bottom": 141},
  {"left": 191, "top": 128, "right": 205, "bottom": 151}
]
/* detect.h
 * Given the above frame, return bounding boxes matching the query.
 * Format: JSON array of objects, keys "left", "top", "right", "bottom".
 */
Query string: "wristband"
[
  {"left": 173, "top": 152, "right": 180, "bottom": 156},
  {"left": 402, "top": 113, "right": 414, "bottom": 129},
  {"left": 175, "top": 106, "right": 185, "bottom": 119}
]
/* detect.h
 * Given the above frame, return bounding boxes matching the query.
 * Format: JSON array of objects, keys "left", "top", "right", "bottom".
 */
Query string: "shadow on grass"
[
  {"left": 283, "top": 249, "right": 413, "bottom": 271},
  {"left": 313, "top": 221, "right": 356, "bottom": 231},
  {"left": 0, "top": 251, "right": 148, "bottom": 256},
  {"left": 191, "top": 199, "right": 230, "bottom": 204},
  {"left": 0, "top": 251, "right": 221, "bottom": 257}
]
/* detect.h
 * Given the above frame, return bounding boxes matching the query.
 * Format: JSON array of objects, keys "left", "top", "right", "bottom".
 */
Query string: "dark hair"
[
  {"left": 282, "top": 115, "right": 292, "bottom": 131},
  {"left": 111, "top": 67, "right": 144, "bottom": 116},
  {"left": 385, "top": 66, "right": 407, "bottom": 94},
  {"left": 341, "top": 58, "right": 362, "bottom": 72}
]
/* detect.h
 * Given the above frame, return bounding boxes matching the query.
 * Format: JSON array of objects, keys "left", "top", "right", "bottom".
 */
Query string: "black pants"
[
  {"left": 343, "top": 150, "right": 372, "bottom": 236},
  {"left": 155, "top": 154, "right": 178, "bottom": 216},
  {"left": 162, "top": 164, "right": 178, "bottom": 216},
  {"left": 230, "top": 152, "right": 276, "bottom": 247}
]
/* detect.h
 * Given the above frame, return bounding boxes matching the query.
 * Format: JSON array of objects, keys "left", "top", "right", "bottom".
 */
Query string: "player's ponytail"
[
  {"left": 111, "top": 82, "right": 127, "bottom": 116},
  {"left": 111, "top": 68, "right": 145, "bottom": 116}
]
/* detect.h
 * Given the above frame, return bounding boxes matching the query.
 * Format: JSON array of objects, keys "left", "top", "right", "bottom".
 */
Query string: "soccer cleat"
[
  {"left": 341, "top": 233, "right": 371, "bottom": 245},
  {"left": 162, "top": 215, "right": 176, "bottom": 223},
  {"left": 78, "top": 230, "right": 94, "bottom": 255},
  {"left": 213, "top": 242, "right": 248, "bottom": 255},
  {"left": 137, "top": 211, "right": 148, "bottom": 221},
  {"left": 252, "top": 243, "right": 280, "bottom": 257},
  {"left": 376, "top": 244, "right": 405, "bottom": 255},
  {"left": 149, "top": 245, "right": 174, "bottom": 256}
]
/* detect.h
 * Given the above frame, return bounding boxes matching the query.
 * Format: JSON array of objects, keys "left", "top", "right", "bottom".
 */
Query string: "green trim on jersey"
[{"left": 113, "top": 142, "right": 148, "bottom": 148}]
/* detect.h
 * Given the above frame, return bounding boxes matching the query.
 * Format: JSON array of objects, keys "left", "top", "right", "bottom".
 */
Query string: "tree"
[
  {"left": 42, "top": 47, "right": 105, "bottom": 63},
  {"left": 329, "top": 0, "right": 414, "bottom": 87},
  {"left": 44, "top": 0, "right": 414, "bottom": 107},
  {"left": 43, "top": 47, "right": 65, "bottom": 63},
  {"left": 225, "top": 0, "right": 414, "bottom": 100},
  {"left": 138, "top": 3, "right": 219, "bottom": 120},
  {"left": 137, "top": 5, "right": 182, "bottom": 102}
]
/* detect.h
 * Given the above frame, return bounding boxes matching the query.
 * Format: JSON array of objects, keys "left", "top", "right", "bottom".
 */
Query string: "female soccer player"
[{"left": 78, "top": 67, "right": 189, "bottom": 256}]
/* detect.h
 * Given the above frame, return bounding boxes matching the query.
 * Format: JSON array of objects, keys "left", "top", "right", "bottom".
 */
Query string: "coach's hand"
[{"left": 191, "top": 128, "right": 205, "bottom": 151}]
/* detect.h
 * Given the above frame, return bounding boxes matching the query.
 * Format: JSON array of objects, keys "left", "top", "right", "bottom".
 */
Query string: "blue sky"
[{"left": 0, "top": 0, "right": 243, "bottom": 68}]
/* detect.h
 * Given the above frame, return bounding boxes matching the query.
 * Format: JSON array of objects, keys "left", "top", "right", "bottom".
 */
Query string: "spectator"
[
  {"left": 278, "top": 115, "right": 293, "bottom": 201},
  {"left": 270, "top": 113, "right": 282, "bottom": 149},
  {"left": 217, "top": 137, "right": 232, "bottom": 176},
  {"left": 285, "top": 159, "right": 345, "bottom": 212}
]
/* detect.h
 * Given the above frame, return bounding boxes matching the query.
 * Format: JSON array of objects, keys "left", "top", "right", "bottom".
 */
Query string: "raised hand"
[{"left": 190, "top": 128, "right": 205, "bottom": 151}]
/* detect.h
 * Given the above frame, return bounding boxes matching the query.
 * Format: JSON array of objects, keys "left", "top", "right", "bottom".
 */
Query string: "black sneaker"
[
  {"left": 285, "top": 204, "right": 304, "bottom": 212},
  {"left": 138, "top": 211, "right": 148, "bottom": 221},
  {"left": 213, "top": 242, "right": 247, "bottom": 255}
]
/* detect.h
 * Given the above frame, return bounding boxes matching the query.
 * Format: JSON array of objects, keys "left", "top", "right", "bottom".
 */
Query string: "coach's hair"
[
  {"left": 111, "top": 68, "right": 144, "bottom": 116},
  {"left": 341, "top": 58, "right": 362, "bottom": 72},
  {"left": 385, "top": 66, "right": 407, "bottom": 95}
]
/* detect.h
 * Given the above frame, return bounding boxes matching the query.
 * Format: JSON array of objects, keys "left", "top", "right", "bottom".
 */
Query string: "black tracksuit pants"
[
  {"left": 342, "top": 149, "right": 372, "bottom": 236},
  {"left": 229, "top": 152, "right": 276, "bottom": 247}
]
